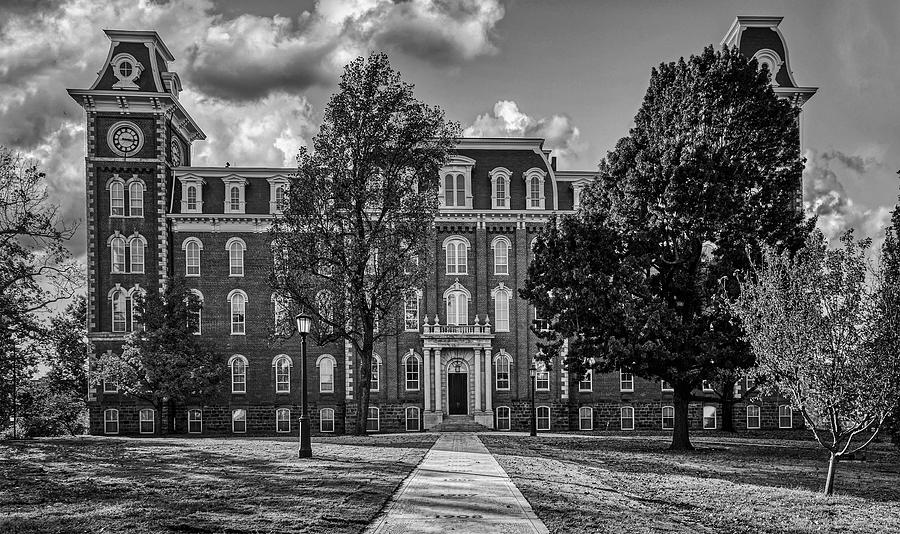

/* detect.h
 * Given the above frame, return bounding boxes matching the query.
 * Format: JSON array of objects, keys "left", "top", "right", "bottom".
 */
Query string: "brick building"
[{"left": 68, "top": 17, "right": 816, "bottom": 436}]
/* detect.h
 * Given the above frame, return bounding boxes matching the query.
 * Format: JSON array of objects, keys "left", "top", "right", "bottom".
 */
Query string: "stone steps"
[{"left": 433, "top": 415, "right": 490, "bottom": 433}]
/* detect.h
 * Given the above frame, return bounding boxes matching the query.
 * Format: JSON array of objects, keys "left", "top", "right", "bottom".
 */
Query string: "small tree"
[
  {"left": 94, "top": 277, "right": 225, "bottom": 434},
  {"left": 271, "top": 52, "right": 459, "bottom": 435},
  {"left": 733, "top": 230, "right": 900, "bottom": 495}
]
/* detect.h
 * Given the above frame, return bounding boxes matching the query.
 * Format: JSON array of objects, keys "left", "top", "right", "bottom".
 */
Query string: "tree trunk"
[
  {"left": 670, "top": 391, "right": 694, "bottom": 451},
  {"left": 167, "top": 398, "right": 176, "bottom": 434},
  {"left": 353, "top": 337, "right": 374, "bottom": 436},
  {"left": 824, "top": 453, "right": 839, "bottom": 496},
  {"left": 721, "top": 382, "right": 736, "bottom": 433},
  {"left": 155, "top": 400, "right": 164, "bottom": 436}
]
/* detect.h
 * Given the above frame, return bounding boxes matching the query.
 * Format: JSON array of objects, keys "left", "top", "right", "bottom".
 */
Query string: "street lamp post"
[
  {"left": 529, "top": 366, "right": 537, "bottom": 437},
  {"left": 295, "top": 313, "right": 312, "bottom": 458}
]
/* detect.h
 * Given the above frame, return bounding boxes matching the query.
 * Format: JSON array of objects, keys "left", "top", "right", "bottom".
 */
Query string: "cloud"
[
  {"left": 464, "top": 100, "right": 586, "bottom": 166},
  {"left": 803, "top": 148, "right": 894, "bottom": 249}
]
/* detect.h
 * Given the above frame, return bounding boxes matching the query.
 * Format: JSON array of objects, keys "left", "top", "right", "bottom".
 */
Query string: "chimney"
[{"left": 551, "top": 156, "right": 557, "bottom": 171}]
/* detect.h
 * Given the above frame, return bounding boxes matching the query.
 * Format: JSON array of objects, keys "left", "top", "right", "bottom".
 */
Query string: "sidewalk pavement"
[{"left": 366, "top": 432, "right": 549, "bottom": 533}]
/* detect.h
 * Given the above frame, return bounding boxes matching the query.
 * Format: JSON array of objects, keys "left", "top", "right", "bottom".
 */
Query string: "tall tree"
[
  {"left": 94, "top": 277, "right": 225, "bottom": 434},
  {"left": 271, "top": 52, "right": 459, "bottom": 435},
  {"left": 522, "top": 46, "right": 811, "bottom": 450},
  {"left": 732, "top": 230, "right": 900, "bottom": 495}
]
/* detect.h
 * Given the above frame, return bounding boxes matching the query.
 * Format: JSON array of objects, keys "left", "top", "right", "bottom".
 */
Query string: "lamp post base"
[{"left": 298, "top": 416, "right": 312, "bottom": 458}]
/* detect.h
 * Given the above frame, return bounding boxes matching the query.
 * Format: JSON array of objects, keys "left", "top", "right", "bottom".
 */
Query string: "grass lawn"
[
  {"left": 0, "top": 433, "right": 437, "bottom": 533},
  {"left": 480, "top": 434, "right": 900, "bottom": 534}
]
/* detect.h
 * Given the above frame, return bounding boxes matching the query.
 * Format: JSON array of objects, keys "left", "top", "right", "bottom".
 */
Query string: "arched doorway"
[{"left": 447, "top": 358, "right": 469, "bottom": 415}]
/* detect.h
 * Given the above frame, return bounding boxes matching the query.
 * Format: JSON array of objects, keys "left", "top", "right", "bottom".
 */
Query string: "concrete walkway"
[{"left": 366, "top": 433, "right": 549, "bottom": 533}]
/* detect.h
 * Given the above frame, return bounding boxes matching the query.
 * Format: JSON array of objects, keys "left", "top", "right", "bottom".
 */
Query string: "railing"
[{"left": 421, "top": 315, "right": 492, "bottom": 335}]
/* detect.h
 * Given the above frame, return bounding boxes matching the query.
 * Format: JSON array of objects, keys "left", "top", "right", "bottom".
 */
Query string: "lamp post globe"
[{"left": 295, "top": 313, "right": 313, "bottom": 458}]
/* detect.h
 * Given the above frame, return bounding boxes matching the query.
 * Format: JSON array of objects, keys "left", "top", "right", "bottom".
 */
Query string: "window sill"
[{"left": 231, "top": 332, "right": 246, "bottom": 336}]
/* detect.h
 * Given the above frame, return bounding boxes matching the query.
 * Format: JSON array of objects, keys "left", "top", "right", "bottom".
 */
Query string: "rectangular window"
[
  {"left": 130, "top": 243, "right": 144, "bottom": 273},
  {"left": 702, "top": 380, "right": 714, "bottom": 392},
  {"left": 139, "top": 409, "right": 154, "bottom": 434},
  {"left": 496, "top": 406, "right": 511, "bottom": 431},
  {"left": 536, "top": 371, "right": 550, "bottom": 391},
  {"left": 188, "top": 409, "right": 202, "bottom": 434},
  {"left": 275, "top": 361, "right": 290, "bottom": 394},
  {"left": 231, "top": 361, "right": 246, "bottom": 393},
  {"left": 746, "top": 405, "right": 761, "bottom": 429},
  {"left": 320, "top": 408, "right": 335, "bottom": 433},
  {"left": 579, "top": 406, "right": 593, "bottom": 430},
  {"left": 662, "top": 406, "right": 675, "bottom": 430},
  {"left": 536, "top": 406, "right": 550, "bottom": 431},
  {"left": 103, "top": 379, "right": 118, "bottom": 393},
  {"left": 130, "top": 186, "right": 143, "bottom": 217},
  {"left": 779, "top": 405, "right": 793, "bottom": 429},
  {"left": 404, "top": 293, "right": 419, "bottom": 331},
  {"left": 229, "top": 246, "right": 244, "bottom": 276},
  {"left": 320, "top": 359, "right": 334, "bottom": 393},
  {"left": 496, "top": 357, "right": 510, "bottom": 390},
  {"left": 620, "top": 406, "right": 635, "bottom": 430},
  {"left": 405, "top": 407, "right": 420, "bottom": 432},
  {"left": 104, "top": 409, "right": 119, "bottom": 434},
  {"left": 405, "top": 357, "right": 419, "bottom": 391},
  {"left": 703, "top": 405, "right": 717, "bottom": 430},
  {"left": 579, "top": 370, "right": 592, "bottom": 392},
  {"left": 371, "top": 359, "right": 381, "bottom": 392},
  {"left": 661, "top": 380, "right": 673, "bottom": 392},
  {"left": 494, "top": 293, "right": 510, "bottom": 332},
  {"left": 276, "top": 408, "right": 290, "bottom": 433},
  {"left": 620, "top": 371, "right": 634, "bottom": 392},
  {"left": 366, "top": 407, "right": 380, "bottom": 432},
  {"left": 232, "top": 409, "right": 247, "bottom": 433}
]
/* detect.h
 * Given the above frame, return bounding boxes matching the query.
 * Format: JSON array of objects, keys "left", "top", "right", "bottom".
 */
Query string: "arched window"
[
  {"left": 536, "top": 406, "right": 551, "bottom": 431},
  {"left": 229, "top": 186, "right": 241, "bottom": 212},
  {"left": 317, "top": 355, "right": 335, "bottom": 393},
  {"left": 492, "top": 237, "right": 510, "bottom": 275},
  {"left": 404, "top": 353, "right": 420, "bottom": 391},
  {"left": 371, "top": 355, "right": 382, "bottom": 392},
  {"left": 128, "top": 234, "right": 145, "bottom": 274},
  {"left": 275, "top": 185, "right": 286, "bottom": 211},
  {"left": 747, "top": 405, "right": 761, "bottom": 429},
  {"left": 110, "top": 181, "right": 124, "bottom": 216},
  {"left": 444, "top": 173, "right": 466, "bottom": 207},
  {"left": 320, "top": 408, "right": 335, "bottom": 433},
  {"left": 366, "top": 406, "right": 380, "bottom": 432},
  {"left": 495, "top": 353, "right": 511, "bottom": 390},
  {"left": 129, "top": 182, "right": 144, "bottom": 217},
  {"left": 621, "top": 406, "right": 635, "bottom": 430},
  {"left": 276, "top": 408, "right": 291, "bottom": 433},
  {"left": 579, "top": 406, "right": 593, "bottom": 431},
  {"left": 229, "top": 355, "right": 247, "bottom": 393},
  {"left": 104, "top": 408, "right": 119, "bottom": 434},
  {"left": 188, "top": 289, "right": 203, "bottom": 335},
  {"left": 226, "top": 238, "right": 245, "bottom": 276},
  {"left": 529, "top": 176, "right": 541, "bottom": 207},
  {"left": 443, "top": 237, "right": 468, "bottom": 275},
  {"left": 186, "top": 185, "right": 198, "bottom": 211},
  {"left": 111, "top": 289, "right": 128, "bottom": 332},
  {"left": 139, "top": 408, "right": 155, "bottom": 434},
  {"left": 662, "top": 406, "right": 675, "bottom": 429},
  {"left": 444, "top": 282, "right": 470, "bottom": 326},
  {"left": 183, "top": 238, "right": 202, "bottom": 276},
  {"left": 187, "top": 409, "right": 202, "bottom": 433},
  {"left": 110, "top": 235, "right": 126, "bottom": 273},
  {"left": 492, "top": 283, "right": 511, "bottom": 332},
  {"left": 229, "top": 290, "right": 247, "bottom": 334},
  {"left": 405, "top": 406, "right": 420, "bottom": 432},
  {"left": 778, "top": 405, "right": 793, "bottom": 429},
  {"left": 496, "top": 177, "right": 507, "bottom": 207},
  {"left": 273, "top": 355, "right": 292, "bottom": 393},
  {"left": 128, "top": 286, "right": 144, "bottom": 331},
  {"left": 496, "top": 406, "right": 511, "bottom": 431}
]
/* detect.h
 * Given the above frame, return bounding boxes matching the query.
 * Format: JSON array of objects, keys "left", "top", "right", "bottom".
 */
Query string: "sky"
[{"left": 1, "top": 0, "right": 898, "bottom": 271}]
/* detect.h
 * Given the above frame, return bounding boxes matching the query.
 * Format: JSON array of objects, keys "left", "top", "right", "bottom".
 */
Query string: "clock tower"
[{"left": 67, "top": 30, "right": 205, "bottom": 414}]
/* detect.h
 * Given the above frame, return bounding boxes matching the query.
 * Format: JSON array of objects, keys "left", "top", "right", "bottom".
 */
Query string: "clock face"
[
  {"left": 107, "top": 121, "right": 143, "bottom": 156},
  {"left": 171, "top": 140, "right": 183, "bottom": 167}
]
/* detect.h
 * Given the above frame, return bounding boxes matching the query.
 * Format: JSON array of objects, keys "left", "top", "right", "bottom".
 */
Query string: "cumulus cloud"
[
  {"left": 803, "top": 148, "right": 894, "bottom": 249},
  {"left": 464, "top": 100, "right": 586, "bottom": 167}
]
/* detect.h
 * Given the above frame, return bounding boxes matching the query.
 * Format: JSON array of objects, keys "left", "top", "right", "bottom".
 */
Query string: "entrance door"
[{"left": 448, "top": 373, "right": 468, "bottom": 415}]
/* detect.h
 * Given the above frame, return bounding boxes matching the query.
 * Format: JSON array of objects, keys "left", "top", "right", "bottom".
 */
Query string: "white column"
[
  {"left": 424, "top": 348, "right": 432, "bottom": 411},
  {"left": 484, "top": 349, "right": 492, "bottom": 412},
  {"left": 434, "top": 348, "right": 442, "bottom": 414},
  {"left": 474, "top": 347, "right": 482, "bottom": 412}
]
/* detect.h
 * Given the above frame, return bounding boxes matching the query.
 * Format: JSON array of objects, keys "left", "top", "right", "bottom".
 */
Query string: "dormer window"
[
  {"left": 267, "top": 176, "right": 289, "bottom": 214},
  {"left": 110, "top": 53, "right": 143, "bottom": 91},
  {"left": 222, "top": 176, "right": 247, "bottom": 214},
  {"left": 178, "top": 175, "right": 205, "bottom": 214},
  {"left": 490, "top": 167, "right": 512, "bottom": 210},
  {"left": 753, "top": 49, "right": 783, "bottom": 87},
  {"left": 438, "top": 155, "right": 475, "bottom": 209},
  {"left": 524, "top": 168, "right": 547, "bottom": 210}
]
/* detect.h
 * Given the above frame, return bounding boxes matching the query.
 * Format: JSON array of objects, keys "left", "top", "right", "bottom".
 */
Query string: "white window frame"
[
  {"left": 491, "top": 283, "right": 512, "bottom": 332},
  {"left": 187, "top": 409, "right": 202, "bottom": 434},
  {"left": 536, "top": 405, "right": 551, "bottom": 431},
  {"left": 536, "top": 370, "right": 550, "bottom": 392},
  {"left": 188, "top": 289, "right": 203, "bottom": 335},
  {"left": 495, "top": 353, "right": 511, "bottom": 391},
  {"left": 579, "top": 370, "right": 593, "bottom": 392},
  {"left": 747, "top": 405, "right": 761, "bottom": 429},
  {"left": 232, "top": 408, "right": 247, "bottom": 433},
  {"left": 104, "top": 408, "right": 119, "bottom": 435},
  {"left": 438, "top": 156, "right": 475, "bottom": 209},
  {"left": 661, "top": 380, "right": 673, "bottom": 392},
  {"left": 620, "top": 371, "right": 634, "bottom": 392},
  {"left": 404, "top": 352, "right": 420, "bottom": 391},
  {"left": 489, "top": 167, "right": 512, "bottom": 209},
  {"left": 226, "top": 237, "right": 246, "bottom": 277},
  {"left": 273, "top": 355, "right": 292, "bottom": 394},
  {"left": 371, "top": 355, "right": 382, "bottom": 392},
  {"left": 579, "top": 406, "right": 593, "bottom": 430},
  {"left": 266, "top": 176, "right": 289, "bottom": 214},
  {"left": 276, "top": 408, "right": 291, "bottom": 433},
  {"left": 523, "top": 167, "right": 547, "bottom": 210},
  {"left": 182, "top": 238, "right": 202, "bottom": 277},
  {"left": 491, "top": 236, "right": 510, "bottom": 275},
  {"left": 139, "top": 408, "right": 155, "bottom": 434},
  {"left": 109, "top": 232, "right": 127, "bottom": 274},
  {"left": 405, "top": 406, "right": 420, "bottom": 432},
  {"left": 443, "top": 236, "right": 469, "bottom": 275},
  {"left": 320, "top": 408, "right": 335, "bottom": 433},
  {"left": 128, "top": 180, "right": 144, "bottom": 217},
  {"left": 103, "top": 377, "right": 118, "bottom": 393},
  {"left": 109, "top": 178, "right": 125, "bottom": 217},
  {"left": 404, "top": 291, "right": 421, "bottom": 331},
  {"left": 317, "top": 354, "right": 336, "bottom": 393},
  {"left": 366, "top": 406, "right": 380, "bottom": 432},
  {"left": 229, "top": 355, "right": 248, "bottom": 394},
  {"left": 779, "top": 405, "right": 793, "bottom": 429},
  {"left": 620, "top": 406, "right": 635, "bottom": 431},
  {"left": 128, "top": 233, "right": 146, "bottom": 274},
  {"left": 110, "top": 288, "right": 128, "bottom": 333},
  {"left": 228, "top": 289, "right": 247, "bottom": 335},
  {"left": 444, "top": 281, "right": 470, "bottom": 326},
  {"left": 703, "top": 405, "right": 717, "bottom": 430},
  {"left": 222, "top": 175, "right": 247, "bottom": 214},
  {"left": 702, "top": 380, "right": 714, "bottom": 392},
  {"left": 178, "top": 175, "right": 205, "bottom": 213},
  {"left": 662, "top": 405, "right": 675, "bottom": 430},
  {"left": 496, "top": 406, "right": 511, "bottom": 431}
]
